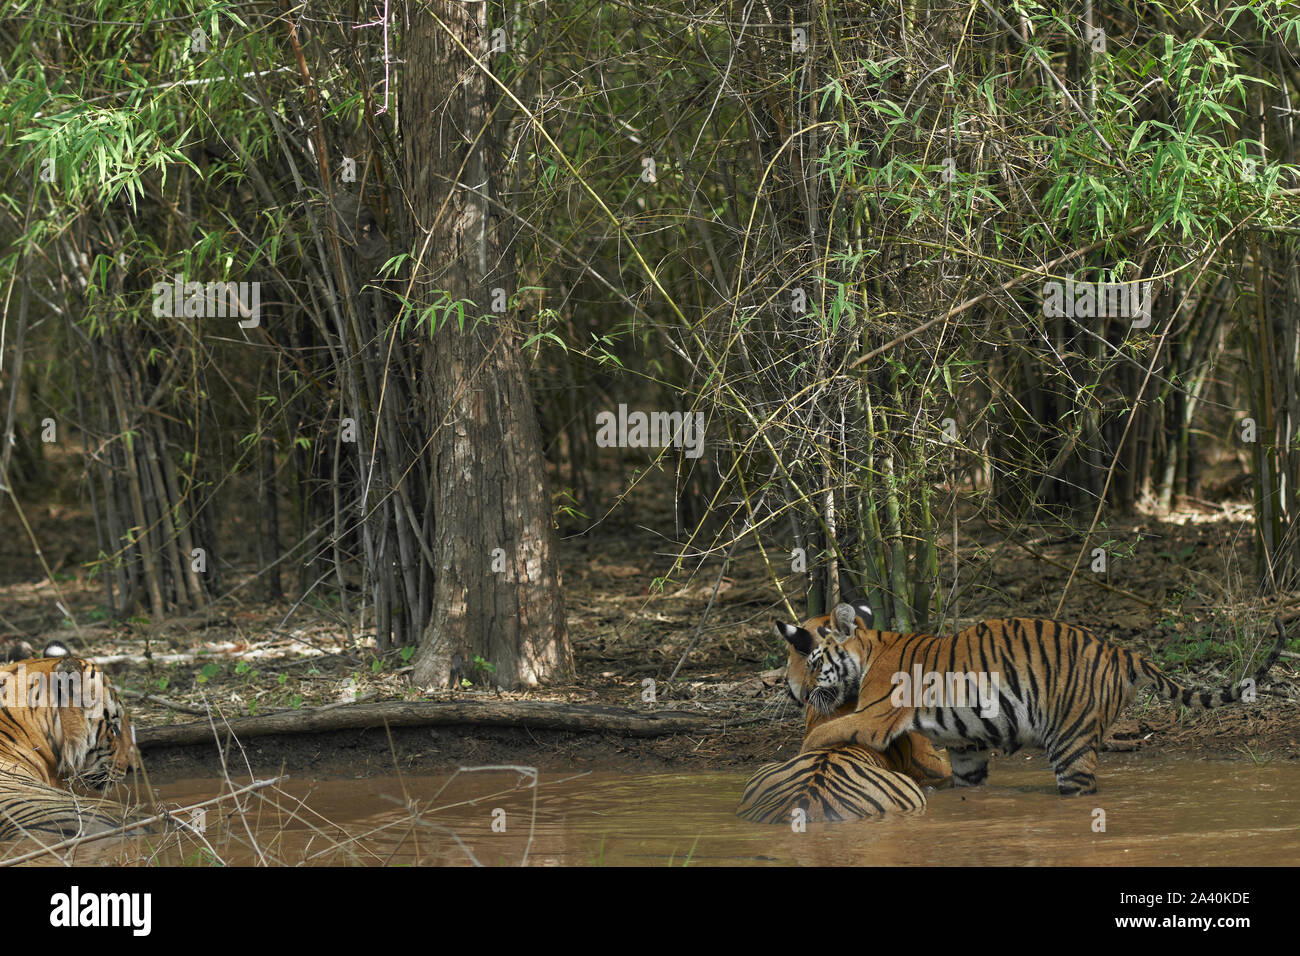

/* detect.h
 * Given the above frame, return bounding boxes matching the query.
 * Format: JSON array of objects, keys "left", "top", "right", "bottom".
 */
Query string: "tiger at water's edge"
[
  {"left": 793, "top": 603, "right": 952, "bottom": 787},
  {"left": 0, "top": 646, "right": 140, "bottom": 791},
  {"left": 779, "top": 612, "right": 1288, "bottom": 795},
  {"left": 737, "top": 604, "right": 950, "bottom": 823}
]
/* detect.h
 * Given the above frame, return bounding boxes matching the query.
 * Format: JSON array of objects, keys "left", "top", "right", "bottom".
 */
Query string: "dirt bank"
[
  {"left": 136, "top": 697, "right": 1300, "bottom": 785},
  {"left": 1, "top": 481, "right": 1296, "bottom": 786}
]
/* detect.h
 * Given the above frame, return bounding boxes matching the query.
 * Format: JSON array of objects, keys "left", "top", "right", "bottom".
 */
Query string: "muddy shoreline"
[
  {"left": 137, "top": 700, "right": 1300, "bottom": 783},
  {"left": 2, "top": 492, "right": 1296, "bottom": 792}
]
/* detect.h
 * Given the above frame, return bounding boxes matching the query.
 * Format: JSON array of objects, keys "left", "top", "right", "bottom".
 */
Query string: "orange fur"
[
  {"left": 737, "top": 607, "right": 951, "bottom": 823},
  {"left": 0, "top": 654, "right": 138, "bottom": 790},
  {"left": 782, "top": 613, "right": 1286, "bottom": 794}
]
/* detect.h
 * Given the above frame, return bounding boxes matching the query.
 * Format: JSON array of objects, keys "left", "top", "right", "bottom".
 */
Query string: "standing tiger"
[
  {"left": 737, "top": 604, "right": 950, "bottom": 823},
  {"left": 779, "top": 611, "right": 1288, "bottom": 795}
]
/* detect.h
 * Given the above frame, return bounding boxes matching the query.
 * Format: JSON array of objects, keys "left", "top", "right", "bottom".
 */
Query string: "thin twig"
[{"left": 0, "top": 776, "right": 285, "bottom": 867}]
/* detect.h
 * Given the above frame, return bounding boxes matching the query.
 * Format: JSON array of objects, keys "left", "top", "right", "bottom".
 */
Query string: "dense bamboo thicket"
[{"left": 1, "top": 1, "right": 1297, "bottom": 684}]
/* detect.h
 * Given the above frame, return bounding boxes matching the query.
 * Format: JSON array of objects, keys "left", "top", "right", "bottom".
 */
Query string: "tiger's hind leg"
[
  {"left": 1048, "top": 739, "right": 1098, "bottom": 795},
  {"left": 947, "top": 746, "right": 990, "bottom": 787}
]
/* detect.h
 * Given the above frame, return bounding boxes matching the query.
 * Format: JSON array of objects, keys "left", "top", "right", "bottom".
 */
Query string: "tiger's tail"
[{"left": 1136, "top": 616, "right": 1287, "bottom": 709}]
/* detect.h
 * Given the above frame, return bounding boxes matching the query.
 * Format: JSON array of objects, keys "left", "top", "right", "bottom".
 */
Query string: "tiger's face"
[
  {"left": 1, "top": 655, "right": 142, "bottom": 791},
  {"left": 803, "top": 635, "right": 866, "bottom": 716},
  {"left": 60, "top": 661, "right": 138, "bottom": 790},
  {"left": 68, "top": 674, "right": 138, "bottom": 790},
  {"left": 775, "top": 602, "right": 872, "bottom": 714}
]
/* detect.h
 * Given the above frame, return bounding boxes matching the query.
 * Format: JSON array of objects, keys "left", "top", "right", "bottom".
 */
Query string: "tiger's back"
[
  {"left": 736, "top": 745, "right": 926, "bottom": 823},
  {"left": 0, "top": 772, "right": 144, "bottom": 841}
]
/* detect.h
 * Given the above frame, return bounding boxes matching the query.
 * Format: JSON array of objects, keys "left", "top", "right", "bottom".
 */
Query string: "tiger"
[
  {"left": 736, "top": 744, "right": 926, "bottom": 823},
  {"left": 778, "top": 610, "right": 1288, "bottom": 795},
  {"left": 789, "top": 603, "right": 952, "bottom": 788},
  {"left": 0, "top": 772, "right": 141, "bottom": 841},
  {"left": 0, "top": 648, "right": 139, "bottom": 791},
  {"left": 737, "top": 604, "right": 950, "bottom": 824}
]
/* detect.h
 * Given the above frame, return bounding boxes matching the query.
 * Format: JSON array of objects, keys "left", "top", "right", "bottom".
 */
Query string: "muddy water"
[{"left": 17, "top": 754, "right": 1300, "bottom": 865}]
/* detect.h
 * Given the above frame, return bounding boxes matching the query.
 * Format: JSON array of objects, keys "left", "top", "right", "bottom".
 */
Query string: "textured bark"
[{"left": 403, "top": 2, "right": 571, "bottom": 688}]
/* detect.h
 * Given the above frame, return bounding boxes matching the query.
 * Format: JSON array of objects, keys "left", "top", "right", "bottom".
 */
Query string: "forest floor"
[{"left": 0, "top": 456, "right": 1297, "bottom": 784}]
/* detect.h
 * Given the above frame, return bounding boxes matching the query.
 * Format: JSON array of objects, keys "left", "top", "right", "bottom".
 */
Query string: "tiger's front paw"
[{"left": 800, "top": 726, "right": 845, "bottom": 753}]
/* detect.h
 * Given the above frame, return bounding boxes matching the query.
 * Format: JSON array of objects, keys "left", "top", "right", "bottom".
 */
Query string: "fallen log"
[{"left": 136, "top": 700, "right": 721, "bottom": 748}]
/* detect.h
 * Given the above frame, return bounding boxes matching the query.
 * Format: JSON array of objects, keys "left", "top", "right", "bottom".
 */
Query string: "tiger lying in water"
[
  {"left": 778, "top": 609, "right": 1287, "bottom": 795},
  {"left": 738, "top": 604, "right": 950, "bottom": 823},
  {"left": 0, "top": 642, "right": 139, "bottom": 790}
]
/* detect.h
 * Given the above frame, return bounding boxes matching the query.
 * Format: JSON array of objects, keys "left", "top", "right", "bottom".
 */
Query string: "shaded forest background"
[{"left": 2, "top": 0, "right": 1299, "bottom": 692}]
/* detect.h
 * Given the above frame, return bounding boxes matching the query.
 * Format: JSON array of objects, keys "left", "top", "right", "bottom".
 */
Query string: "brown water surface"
[{"left": 12, "top": 754, "right": 1299, "bottom": 865}]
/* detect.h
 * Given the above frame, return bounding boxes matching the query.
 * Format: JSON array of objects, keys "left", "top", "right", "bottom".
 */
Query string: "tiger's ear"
[
  {"left": 773, "top": 621, "right": 814, "bottom": 656},
  {"left": 832, "top": 603, "right": 858, "bottom": 638},
  {"left": 853, "top": 602, "right": 874, "bottom": 627}
]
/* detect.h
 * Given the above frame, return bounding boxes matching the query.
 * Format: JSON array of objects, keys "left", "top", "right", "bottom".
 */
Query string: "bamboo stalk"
[
  {"left": 159, "top": 446, "right": 206, "bottom": 609},
  {"left": 107, "top": 348, "right": 165, "bottom": 617}
]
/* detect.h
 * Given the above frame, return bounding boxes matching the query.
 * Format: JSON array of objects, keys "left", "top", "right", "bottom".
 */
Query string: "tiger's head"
[
  {"left": 775, "top": 602, "right": 872, "bottom": 716},
  {"left": 0, "top": 654, "right": 140, "bottom": 790},
  {"left": 61, "top": 658, "right": 139, "bottom": 790}
]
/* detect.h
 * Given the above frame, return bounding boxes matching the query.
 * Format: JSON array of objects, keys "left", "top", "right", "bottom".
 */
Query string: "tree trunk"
[{"left": 404, "top": 1, "right": 571, "bottom": 689}]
